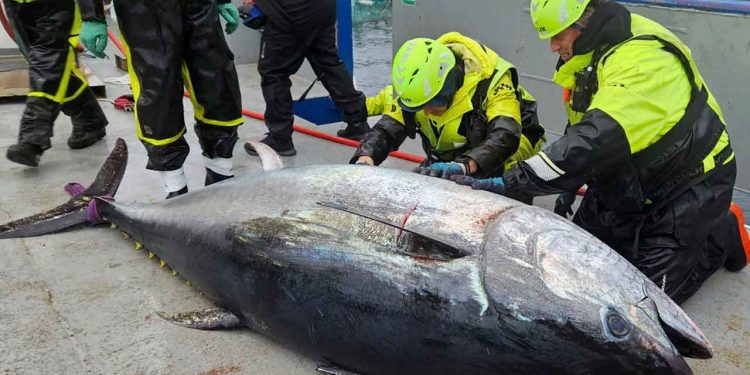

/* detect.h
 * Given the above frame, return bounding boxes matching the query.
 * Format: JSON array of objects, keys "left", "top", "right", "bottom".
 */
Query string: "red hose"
[
  {"left": 241, "top": 108, "right": 424, "bottom": 163},
  {"left": 0, "top": 3, "right": 15, "bottom": 41},
  {"left": 106, "top": 29, "right": 425, "bottom": 164},
  {"left": 107, "top": 30, "right": 126, "bottom": 57}
]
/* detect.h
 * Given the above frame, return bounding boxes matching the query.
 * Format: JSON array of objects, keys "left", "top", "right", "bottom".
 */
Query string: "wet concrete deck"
[{"left": 1, "top": 57, "right": 749, "bottom": 374}]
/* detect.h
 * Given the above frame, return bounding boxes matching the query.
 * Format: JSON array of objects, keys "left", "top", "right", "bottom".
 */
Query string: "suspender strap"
[
  {"left": 472, "top": 69, "right": 498, "bottom": 110},
  {"left": 403, "top": 111, "right": 418, "bottom": 139},
  {"left": 630, "top": 35, "right": 708, "bottom": 166}
]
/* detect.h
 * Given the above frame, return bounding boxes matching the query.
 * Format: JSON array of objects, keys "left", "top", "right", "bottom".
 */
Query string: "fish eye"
[{"left": 606, "top": 312, "right": 631, "bottom": 338}]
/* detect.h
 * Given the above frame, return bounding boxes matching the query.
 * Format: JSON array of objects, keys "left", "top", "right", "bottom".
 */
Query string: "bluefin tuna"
[{"left": 0, "top": 139, "right": 712, "bottom": 374}]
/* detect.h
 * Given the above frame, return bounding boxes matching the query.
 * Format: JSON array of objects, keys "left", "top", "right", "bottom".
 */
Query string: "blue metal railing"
[{"left": 618, "top": 0, "right": 750, "bottom": 15}]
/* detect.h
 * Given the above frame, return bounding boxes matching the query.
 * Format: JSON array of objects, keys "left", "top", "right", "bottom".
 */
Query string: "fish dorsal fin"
[{"left": 247, "top": 140, "right": 285, "bottom": 170}]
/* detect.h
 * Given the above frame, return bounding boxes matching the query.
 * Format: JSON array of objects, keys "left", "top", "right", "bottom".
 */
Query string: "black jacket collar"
[{"left": 572, "top": 1, "right": 633, "bottom": 56}]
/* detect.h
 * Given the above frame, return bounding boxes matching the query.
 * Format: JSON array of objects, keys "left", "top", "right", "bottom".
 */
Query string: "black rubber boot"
[
  {"left": 6, "top": 143, "right": 43, "bottom": 167},
  {"left": 165, "top": 186, "right": 188, "bottom": 200},
  {"left": 64, "top": 88, "right": 108, "bottom": 150},
  {"left": 336, "top": 121, "right": 370, "bottom": 141},
  {"left": 205, "top": 168, "right": 234, "bottom": 186},
  {"left": 68, "top": 128, "right": 106, "bottom": 150},
  {"left": 244, "top": 134, "right": 296, "bottom": 157}
]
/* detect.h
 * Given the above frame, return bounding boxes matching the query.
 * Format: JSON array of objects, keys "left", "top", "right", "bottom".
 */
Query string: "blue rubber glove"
[
  {"left": 412, "top": 162, "right": 467, "bottom": 179},
  {"left": 218, "top": 3, "right": 241, "bottom": 34},
  {"left": 451, "top": 175, "right": 506, "bottom": 195},
  {"left": 80, "top": 21, "right": 108, "bottom": 58}
]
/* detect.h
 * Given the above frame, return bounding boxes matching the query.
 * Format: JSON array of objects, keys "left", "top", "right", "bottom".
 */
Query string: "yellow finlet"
[
  {"left": 160, "top": 260, "right": 167, "bottom": 268},
  {"left": 172, "top": 270, "right": 178, "bottom": 277},
  {"left": 121, "top": 232, "right": 130, "bottom": 239},
  {"left": 110, "top": 223, "right": 117, "bottom": 229},
  {"left": 134, "top": 242, "right": 143, "bottom": 250},
  {"left": 148, "top": 252, "right": 155, "bottom": 259}
]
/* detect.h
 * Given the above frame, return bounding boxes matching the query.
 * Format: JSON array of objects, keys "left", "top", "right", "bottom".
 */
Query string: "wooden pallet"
[
  {"left": 0, "top": 48, "right": 107, "bottom": 98},
  {"left": 78, "top": 60, "right": 106, "bottom": 98},
  {"left": 0, "top": 49, "right": 29, "bottom": 97}
]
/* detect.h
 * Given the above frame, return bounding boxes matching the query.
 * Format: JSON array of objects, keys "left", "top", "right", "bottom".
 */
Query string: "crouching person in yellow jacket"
[
  {"left": 458, "top": 0, "right": 750, "bottom": 304},
  {"left": 350, "top": 32, "right": 545, "bottom": 203}
]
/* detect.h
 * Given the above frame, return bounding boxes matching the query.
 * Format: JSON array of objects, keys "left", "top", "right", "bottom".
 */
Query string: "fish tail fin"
[{"left": 0, "top": 138, "right": 128, "bottom": 239}]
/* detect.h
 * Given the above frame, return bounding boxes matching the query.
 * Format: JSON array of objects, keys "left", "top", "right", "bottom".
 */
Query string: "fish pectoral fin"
[
  {"left": 316, "top": 365, "right": 362, "bottom": 375},
  {"left": 155, "top": 308, "right": 243, "bottom": 330},
  {"left": 246, "top": 140, "right": 285, "bottom": 170},
  {"left": 318, "top": 201, "right": 470, "bottom": 259}
]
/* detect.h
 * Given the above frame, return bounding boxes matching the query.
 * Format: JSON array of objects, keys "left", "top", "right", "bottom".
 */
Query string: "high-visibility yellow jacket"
[
  {"left": 353, "top": 32, "right": 545, "bottom": 177},
  {"left": 505, "top": 12, "right": 733, "bottom": 213}
]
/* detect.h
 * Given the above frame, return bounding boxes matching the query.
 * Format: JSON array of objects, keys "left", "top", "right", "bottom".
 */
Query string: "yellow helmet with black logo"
[
  {"left": 530, "top": 0, "right": 591, "bottom": 39},
  {"left": 391, "top": 38, "right": 456, "bottom": 111}
]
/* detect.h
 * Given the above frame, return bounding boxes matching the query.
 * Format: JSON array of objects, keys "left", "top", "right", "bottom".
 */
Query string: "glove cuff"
[{"left": 456, "top": 162, "right": 468, "bottom": 175}]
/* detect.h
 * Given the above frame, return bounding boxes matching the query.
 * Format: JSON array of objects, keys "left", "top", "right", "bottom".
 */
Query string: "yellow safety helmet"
[
  {"left": 530, "top": 0, "right": 592, "bottom": 39},
  {"left": 391, "top": 38, "right": 456, "bottom": 111}
]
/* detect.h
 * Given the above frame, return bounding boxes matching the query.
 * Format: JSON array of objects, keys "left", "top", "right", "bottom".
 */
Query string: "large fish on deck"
[{"left": 0, "top": 139, "right": 712, "bottom": 374}]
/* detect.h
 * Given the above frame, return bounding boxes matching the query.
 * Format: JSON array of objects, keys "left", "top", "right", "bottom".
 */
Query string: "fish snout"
[
  {"left": 616, "top": 300, "right": 697, "bottom": 375},
  {"left": 638, "top": 283, "right": 713, "bottom": 359}
]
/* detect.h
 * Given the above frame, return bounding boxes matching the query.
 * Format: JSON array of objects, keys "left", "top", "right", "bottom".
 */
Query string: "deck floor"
[{"left": 0, "top": 55, "right": 748, "bottom": 375}]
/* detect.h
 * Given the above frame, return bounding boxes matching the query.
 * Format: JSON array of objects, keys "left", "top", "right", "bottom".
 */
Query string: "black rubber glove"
[{"left": 554, "top": 191, "right": 577, "bottom": 218}]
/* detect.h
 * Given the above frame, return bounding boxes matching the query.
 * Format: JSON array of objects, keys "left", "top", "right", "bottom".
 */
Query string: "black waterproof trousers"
[
  {"left": 573, "top": 160, "right": 738, "bottom": 304},
  {"left": 113, "top": 0, "right": 242, "bottom": 171},
  {"left": 258, "top": 6, "right": 366, "bottom": 143},
  {"left": 4, "top": 0, "right": 107, "bottom": 149}
]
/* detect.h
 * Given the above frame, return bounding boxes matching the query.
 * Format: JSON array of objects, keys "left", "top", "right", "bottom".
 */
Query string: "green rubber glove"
[
  {"left": 80, "top": 21, "right": 108, "bottom": 58},
  {"left": 217, "top": 3, "right": 240, "bottom": 34}
]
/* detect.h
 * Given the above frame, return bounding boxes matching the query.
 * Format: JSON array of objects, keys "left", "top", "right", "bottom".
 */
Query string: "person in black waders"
[
  {"left": 456, "top": 0, "right": 750, "bottom": 304},
  {"left": 78, "top": 0, "right": 245, "bottom": 199},
  {"left": 3, "top": 0, "right": 109, "bottom": 167},
  {"left": 242, "top": 0, "right": 371, "bottom": 158}
]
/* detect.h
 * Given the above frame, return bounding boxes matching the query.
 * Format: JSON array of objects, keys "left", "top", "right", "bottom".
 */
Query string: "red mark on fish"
[{"left": 397, "top": 202, "right": 419, "bottom": 242}]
